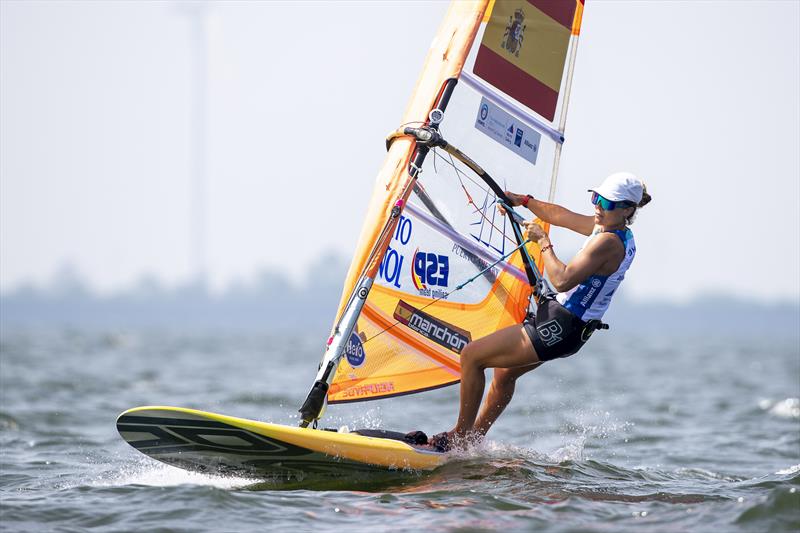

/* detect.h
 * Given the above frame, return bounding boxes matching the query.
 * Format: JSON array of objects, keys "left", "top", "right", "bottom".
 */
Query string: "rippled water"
[{"left": 1, "top": 327, "right": 798, "bottom": 532}]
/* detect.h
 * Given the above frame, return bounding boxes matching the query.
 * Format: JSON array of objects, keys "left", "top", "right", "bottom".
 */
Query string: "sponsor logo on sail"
[
  {"left": 514, "top": 127, "right": 524, "bottom": 147},
  {"left": 393, "top": 300, "right": 471, "bottom": 354},
  {"left": 341, "top": 381, "right": 395, "bottom": 398},
  {"left": 451, "top": 243, "right": 499, "bottom": 286},
  {"left": 474, "top": 97, "right": 541, "bottom": 168},
  {"left": 412, "top": 250, "right": 449, "bottom": 290},
  {"left": 344, "top": 332, "right": 366, "bottom": 368}
]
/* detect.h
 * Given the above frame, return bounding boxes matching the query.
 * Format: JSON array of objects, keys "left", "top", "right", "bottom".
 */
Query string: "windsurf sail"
[{"left": 299, "top": 0, "right": 585, "bottom": 426}]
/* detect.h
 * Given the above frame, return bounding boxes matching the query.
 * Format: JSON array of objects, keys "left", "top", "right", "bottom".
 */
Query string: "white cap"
[{"left": 589, "top": 172, "right": 643, "bottom": 204}]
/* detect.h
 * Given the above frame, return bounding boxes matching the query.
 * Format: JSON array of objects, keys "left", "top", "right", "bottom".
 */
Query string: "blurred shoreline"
[{"left": 1, "top": 262, "right": 797, "bottom": 340}]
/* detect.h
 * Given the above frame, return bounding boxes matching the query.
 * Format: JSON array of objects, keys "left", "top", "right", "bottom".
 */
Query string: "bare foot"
[{"left": 429, "top": 431, "right": 455, "bottom": 452}]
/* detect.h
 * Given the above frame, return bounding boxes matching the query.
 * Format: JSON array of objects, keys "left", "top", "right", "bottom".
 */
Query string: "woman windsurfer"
[{"left": 429, "top": 172, "right": 651, "bottom": 452}]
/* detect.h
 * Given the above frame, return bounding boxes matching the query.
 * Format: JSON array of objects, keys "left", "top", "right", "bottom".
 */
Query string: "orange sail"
[{"left": 300, "top": 0, "right": 586, "bottom": 415}]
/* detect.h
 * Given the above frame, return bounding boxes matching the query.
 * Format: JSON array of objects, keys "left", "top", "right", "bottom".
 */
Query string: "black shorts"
[{"left": 523, "top": 297, "right": 591, "bottom": 362}]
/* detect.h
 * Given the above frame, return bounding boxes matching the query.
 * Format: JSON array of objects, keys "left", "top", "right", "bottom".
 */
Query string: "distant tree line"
[{"left": 1, "top": 255, "right": 798, "bottom": 339}]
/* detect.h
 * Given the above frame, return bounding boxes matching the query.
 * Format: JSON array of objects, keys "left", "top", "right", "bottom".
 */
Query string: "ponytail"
[{"left": 626, "top": 183, "right": 651, "bottom": 224}]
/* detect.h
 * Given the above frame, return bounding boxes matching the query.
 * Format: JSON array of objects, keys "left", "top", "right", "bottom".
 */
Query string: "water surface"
[{"left": 1, "top": 328, "right": 798, "bottom": 531}]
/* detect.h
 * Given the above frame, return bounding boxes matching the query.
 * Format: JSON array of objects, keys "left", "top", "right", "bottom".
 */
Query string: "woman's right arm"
[{"left": 506, "top": 192, "right": 594, "bottom": 236}]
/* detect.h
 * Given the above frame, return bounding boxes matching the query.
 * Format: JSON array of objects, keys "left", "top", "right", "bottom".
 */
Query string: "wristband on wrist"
[
  {"left": 523, "top": 194, "right": 533, "bottom": 208},
  {"left": 540, "top": 243, "right": 554, "bottom": 254}
]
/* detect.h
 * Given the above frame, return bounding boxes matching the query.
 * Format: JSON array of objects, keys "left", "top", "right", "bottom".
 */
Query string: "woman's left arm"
[{"left": 525, "top": 222, "right": 623, "bottom": 293}]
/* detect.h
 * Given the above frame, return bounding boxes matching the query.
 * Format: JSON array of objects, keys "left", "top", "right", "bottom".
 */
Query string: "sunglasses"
[{"left": 591, "top": 192, "right": 635, "bottom": 211}]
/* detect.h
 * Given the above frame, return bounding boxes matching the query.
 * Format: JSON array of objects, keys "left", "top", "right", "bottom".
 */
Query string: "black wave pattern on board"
[{"left": 117, "top": 414, "right": 382, "bottom": 478}]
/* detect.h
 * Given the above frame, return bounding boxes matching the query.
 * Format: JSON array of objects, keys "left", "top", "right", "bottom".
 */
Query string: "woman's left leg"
[
  {"left": 473, "top": 362, "right": 542, "bottom": 437},
  {"left": 453, "top": 324, "right": 539, "bottom": 437}
]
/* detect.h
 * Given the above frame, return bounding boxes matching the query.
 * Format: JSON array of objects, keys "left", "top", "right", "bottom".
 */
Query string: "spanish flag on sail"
[{"left": 474, "top": 0, "right": 583, "bottom": 121}]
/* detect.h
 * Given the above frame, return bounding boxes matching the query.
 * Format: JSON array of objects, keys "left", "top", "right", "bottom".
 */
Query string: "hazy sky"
[{"left": 1, "top": 1, "right": 798, "bottom": 303}]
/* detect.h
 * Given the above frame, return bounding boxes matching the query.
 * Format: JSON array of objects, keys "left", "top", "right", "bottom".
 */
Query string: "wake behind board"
[{"left": 117, "top": 406, "right": 446, "bottom": 478}]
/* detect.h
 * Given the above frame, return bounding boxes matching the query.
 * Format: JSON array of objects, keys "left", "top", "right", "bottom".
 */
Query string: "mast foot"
[{"left": 298, "top": 380, "right": 328, "bottom": 428}]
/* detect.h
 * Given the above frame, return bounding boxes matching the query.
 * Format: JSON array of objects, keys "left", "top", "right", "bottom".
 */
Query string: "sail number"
[
  {"left": 380, "top": 247, "right": 404, "bottom": 288},
  {"left": 414, "top": 252, "right": 449, "bottom": 287},
  {"left": 394, "top": 215, "right": 412, "bottom": 244},
  {"left": 379, "top": 215, "right": 413, "bottom": 288}
]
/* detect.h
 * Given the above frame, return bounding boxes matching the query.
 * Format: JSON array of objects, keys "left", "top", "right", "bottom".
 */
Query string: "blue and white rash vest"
[{"left": 555, "top": 228, "right": 636, "bottom": 321}]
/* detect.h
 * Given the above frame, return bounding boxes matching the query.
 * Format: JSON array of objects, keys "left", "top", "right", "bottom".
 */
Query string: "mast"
[{"left": 547, "top": 0, "right": 585, "bottom": 202}]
